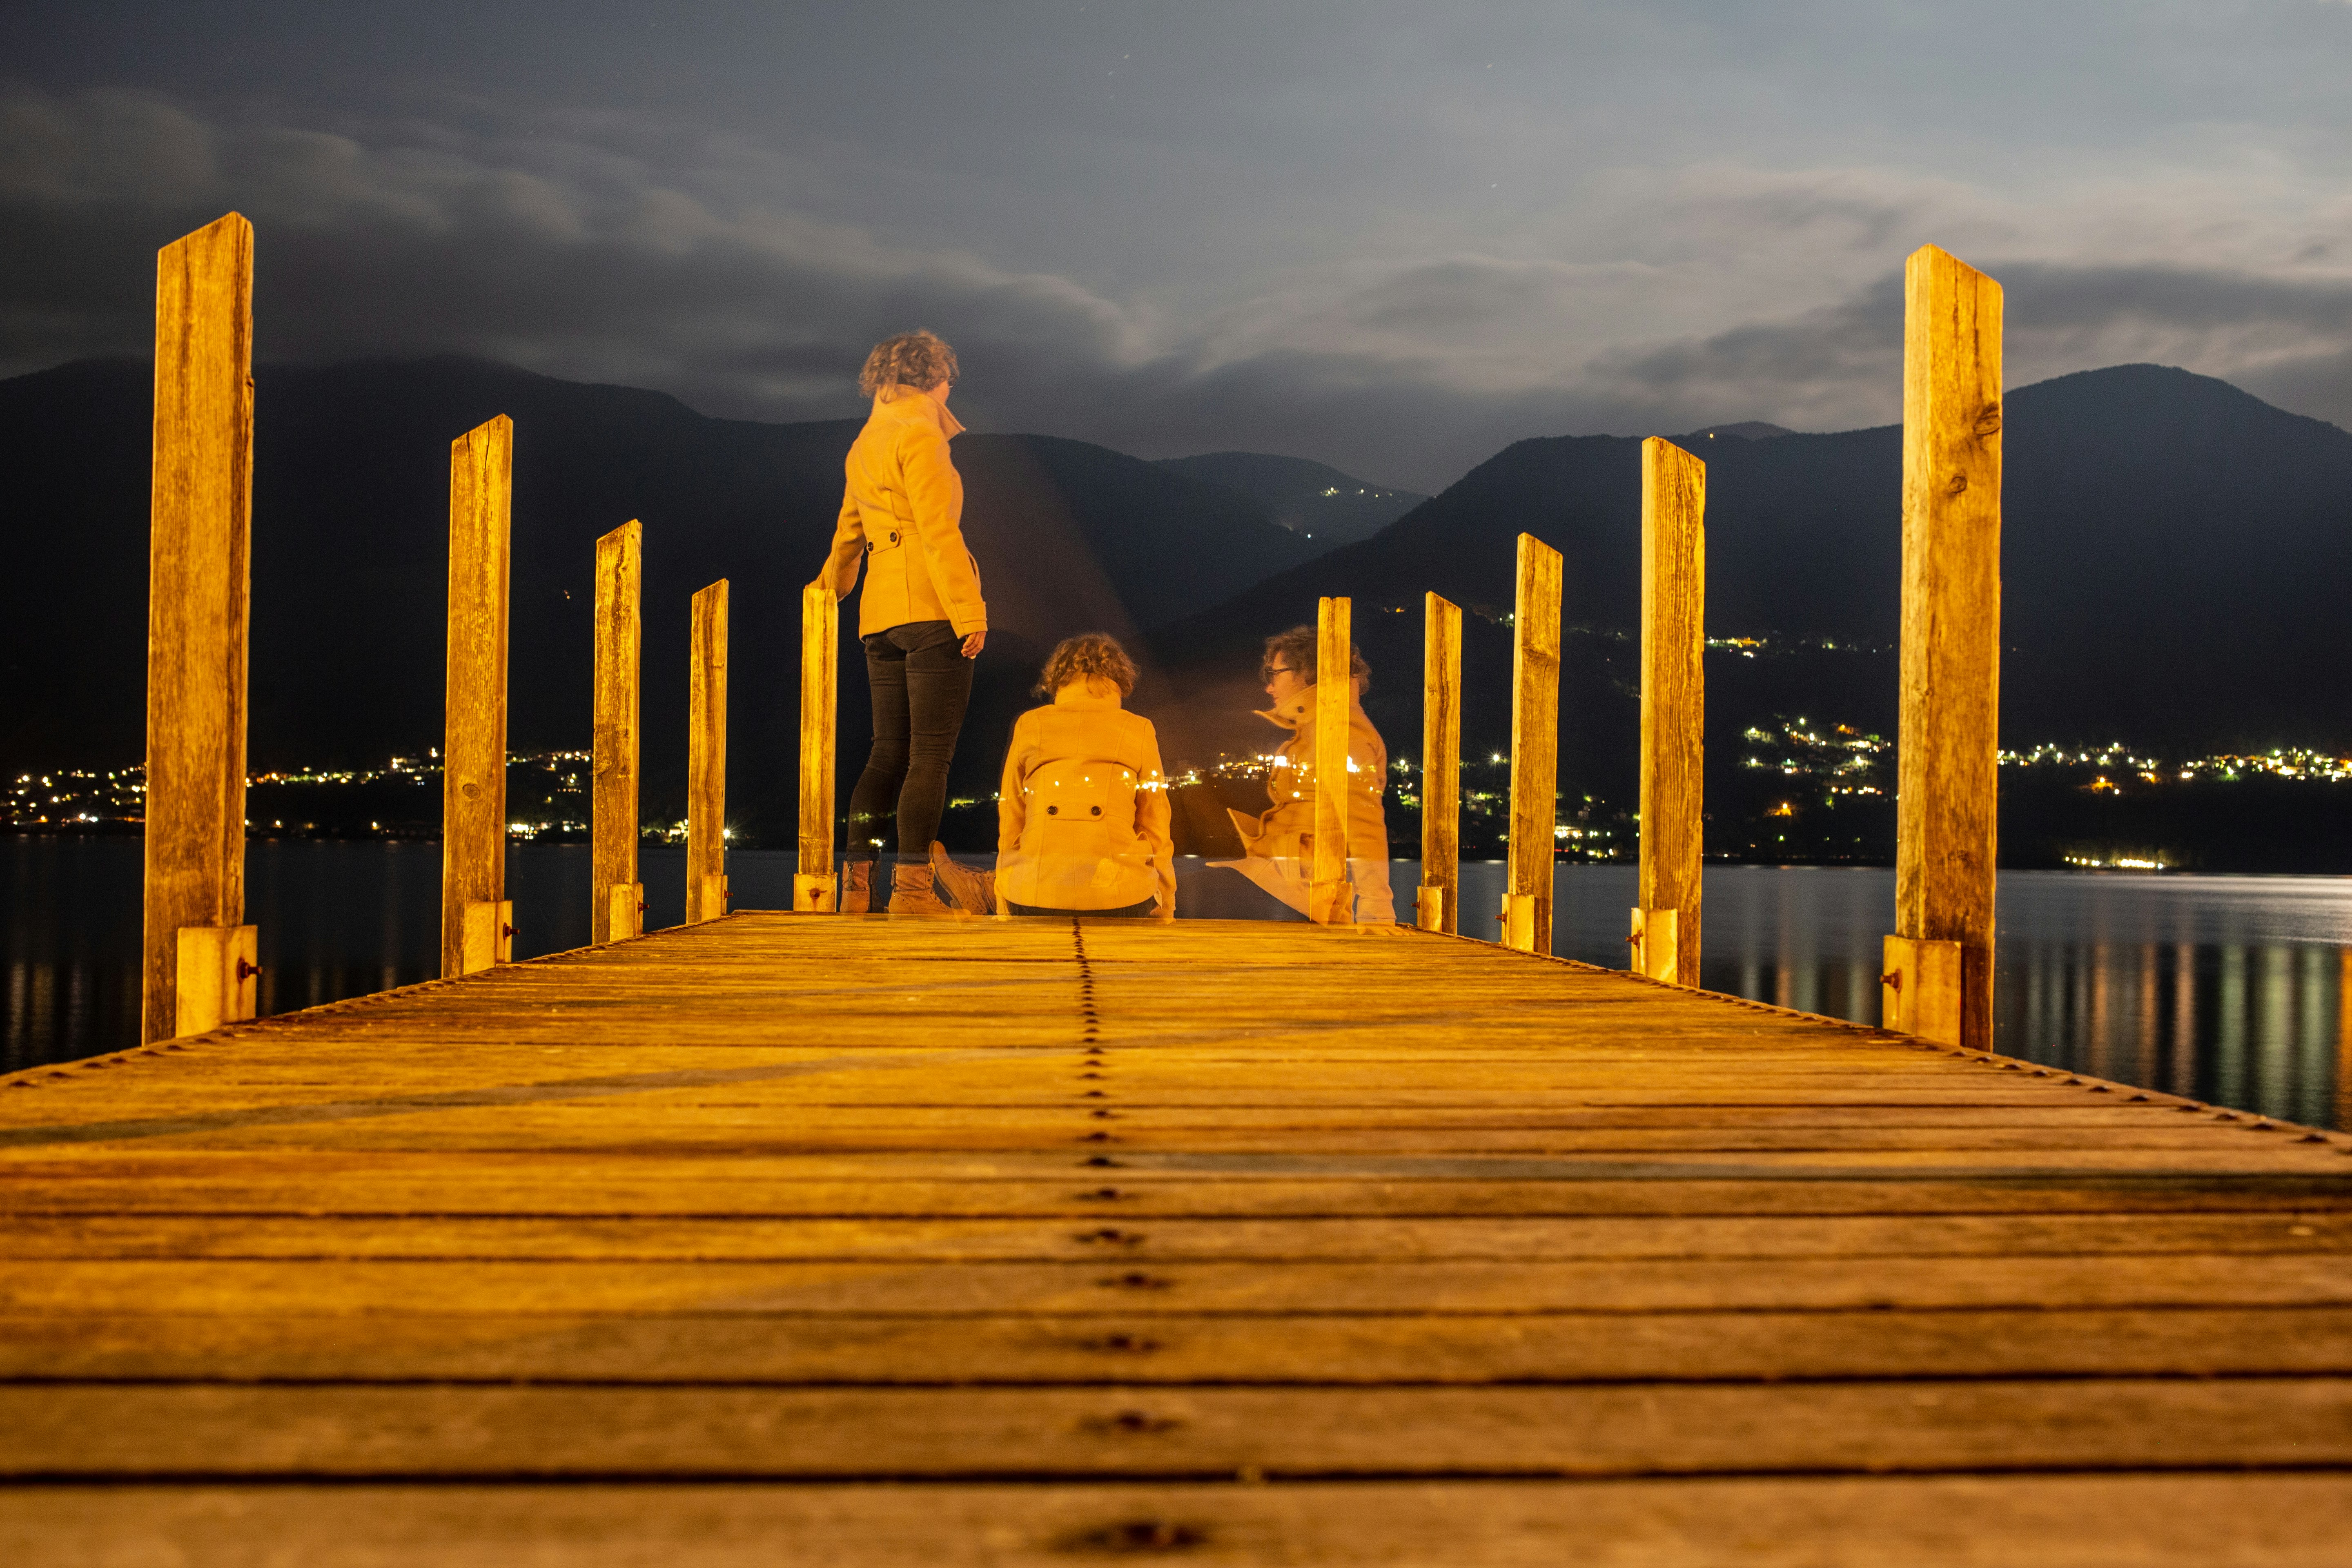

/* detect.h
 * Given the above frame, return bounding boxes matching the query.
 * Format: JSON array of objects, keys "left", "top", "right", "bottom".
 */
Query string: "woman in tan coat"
[
  {"left": 810, "top": 330, "right": 988, "bottom": 916},
  {"left": 1217, "top": 625, "right": 1397, "bottom": 923},
  {"left": 993, "top": 635, "right": 1176, "bottom": 918}
]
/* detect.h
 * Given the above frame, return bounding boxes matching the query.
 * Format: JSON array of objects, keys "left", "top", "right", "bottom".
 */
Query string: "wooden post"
[
  {"left": 440, "top": 416, "right": 512, "bottom": 979},
  {"left": 1417, "top": 593, "right": 1462, "bottom": 933},
  {"left": 2338, "top": 947, "right": 2352, "bottom": 1136},
  {"left": 1637, "top": 437, "right": 1706, "bottom": 986},
  {"left": 142, "top": 212, "right": 255, "bottom": 1044},
  {"left": 1886, "top": 244, "right": 2002, "bottom": 1049},
  {"left": 686, "top": 580, "right": 730, "bottom": 924},
  {"left": 1309, "top": 596, "right": 1353, "bottom": 926},
  {"left": 795, "top": 583, "right": 840, "bottom": 912},
  {"left": 591, "top": 521, "right": 642, "bottom": 943},
  {"left": 1503, "top": 534, "right": 1563, "bottom": 953}
]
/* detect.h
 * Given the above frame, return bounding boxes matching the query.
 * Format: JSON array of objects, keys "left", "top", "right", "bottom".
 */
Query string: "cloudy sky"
[{"left": 4, "top": 1, "right": 2349, "bottom": 489}]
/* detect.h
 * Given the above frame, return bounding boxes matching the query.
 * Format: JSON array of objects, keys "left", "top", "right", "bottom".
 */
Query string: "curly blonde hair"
[
  {"left": 858, "top": 330, "right": 960, "bottom": 400},
  {"left": 1037, "top": 633, "right": 1138, "bottom": 697}
]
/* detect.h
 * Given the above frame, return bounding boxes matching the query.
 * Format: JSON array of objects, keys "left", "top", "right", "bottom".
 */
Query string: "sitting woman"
[
  {"left": 993, "top": 633, "right": 1176, "bottom": 919},
  {"left": 1214, "top": 625, "right": 1397, "bottom": 923}
]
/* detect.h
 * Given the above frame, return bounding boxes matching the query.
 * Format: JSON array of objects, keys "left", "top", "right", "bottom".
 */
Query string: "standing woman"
[{"left": 811, "top": 330, "right": 987, "bottom": 915}]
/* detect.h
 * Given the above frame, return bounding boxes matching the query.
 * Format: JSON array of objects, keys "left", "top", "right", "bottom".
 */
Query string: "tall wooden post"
[
  {"left": 2338, "top": 947, "right": 2352, "bottom": 1136},
  {"left": 1417, "top": 593, "right": 1462, "bottom": 933},
  {"left": 686, "top": 580, "right": 730, "bottom": 924},
  {"left": 142, "top": 212, "right": 256, "bottom": 1043},
  {"left": 1503, "top": 535, "right": 1563, "bottom": 953},
  {"left": 1636, "top": 438, "right": 1706, "bottom": 986},
  {"left": 1309, "top": 596, "right": 1354, "bottom": 926},
  {"left": 591, "top": 521, "right": 642, "bottom": 944},
  {"left": 1884, "top": 244, "right": 2003, "bottom": 1049},
  {"left": 441, "top": 416, "right": 513, "bottom": 978},
  {"left": 795, "top": 583, "right": 840, "bottom": 912}
]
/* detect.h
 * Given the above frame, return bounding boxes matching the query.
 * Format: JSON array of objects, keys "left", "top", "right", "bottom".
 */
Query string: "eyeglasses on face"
[{"left": 1261, "top": 662, "right": 1299, "bottom": 683}]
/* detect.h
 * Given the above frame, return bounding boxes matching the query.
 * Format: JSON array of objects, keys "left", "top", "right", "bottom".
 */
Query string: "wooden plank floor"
[{"left": 4, "top": 913, "right": 2351, "bottom": 1565}]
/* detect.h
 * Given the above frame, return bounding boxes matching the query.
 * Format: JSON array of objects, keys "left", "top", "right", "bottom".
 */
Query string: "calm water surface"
[{"left": 8, "top": 839, "right": 2350, "bottom": 1128}]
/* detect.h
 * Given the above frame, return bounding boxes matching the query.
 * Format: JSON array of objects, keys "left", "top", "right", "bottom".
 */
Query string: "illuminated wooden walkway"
[{"left": 4, "top": 914, "right": 2352, "bottom": 1564}]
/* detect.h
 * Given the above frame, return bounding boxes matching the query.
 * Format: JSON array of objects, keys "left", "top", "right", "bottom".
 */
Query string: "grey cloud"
[
  {"left": 9, "top": 81, "right": 2352, "bottom": 493},
  {"left": 1586, "top": 259, "right": 2352, "bottom": 438}
]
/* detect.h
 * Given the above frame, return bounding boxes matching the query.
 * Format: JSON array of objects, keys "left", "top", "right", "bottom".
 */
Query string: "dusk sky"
[{"left": 5, "top": 1, "right": 2350, "bottom": 489}]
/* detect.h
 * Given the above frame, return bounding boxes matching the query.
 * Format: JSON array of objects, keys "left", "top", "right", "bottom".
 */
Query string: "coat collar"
[
  {"left": 869, "top": 388, "right": 965, "bottom": 440},
  {"left": 1051, "top": 677, "right": 1124, "bottom": 711}
]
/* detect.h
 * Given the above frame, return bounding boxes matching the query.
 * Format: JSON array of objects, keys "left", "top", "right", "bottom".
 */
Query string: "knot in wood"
[
  {"left": 1102, "top": 1270, "right": 1171, "bottom": 1291},
  {"left": 1061, "top": 1519, "right": 1205, "bottom": 1553},
  {"left": 1086, "top": 1409, "right": 1184, "bottom": 1435}
]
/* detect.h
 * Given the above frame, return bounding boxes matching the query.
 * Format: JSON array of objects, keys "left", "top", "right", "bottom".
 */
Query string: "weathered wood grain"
[
  {"left": 141, "top": 212, "right": 254, "bottom": 1044},
  {"left": 1506, "top": 535, "right": 1562, "bottom": 952},
  {"left": 1419, "top": 593, "right": 1462, "bottom": 933},
  {"left": 440, "top": 416, "right": 512, "bottom": 978},
  {"left": 1638, "top": 437, "right": 1705, "bottom": 986},
  {"left": 590, "top": 521, "right": 641, "bottom": 944},
  {"left": 6, "top": 915, "right": 2349, "bottom": 1562},
  {"left": 686, "top": 580, "right": 729, "bottom": 924},
  {"left": 1896, "top": 244, "right": 2003, "bottom": 1049},
  {"left": 8, "top": 1379, "right": 2351, "bottom": 1478},
  {"left": 11, "top": 1305, "right": 2352, "bottom": 1384},
  {"left": 4, "top": 1476, "right": 2348, "bottom": 1568}
]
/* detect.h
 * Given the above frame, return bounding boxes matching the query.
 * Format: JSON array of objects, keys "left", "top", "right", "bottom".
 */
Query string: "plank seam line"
[
  {"left": 1392, "top": 927, "right": 2330, "bottom": 1141},
  {"left": 9, "top": 1462, "right": 2352, "bottom": 1488},
  {"left": 0, "top": 922, "right": 718, "bottom": 1091},
  {"left": 0, "top": 1052, "right": 1019, "bottom": 1149},
  {"left": 11, "top": 1371, "right": 2349, "bottom": 1390}
]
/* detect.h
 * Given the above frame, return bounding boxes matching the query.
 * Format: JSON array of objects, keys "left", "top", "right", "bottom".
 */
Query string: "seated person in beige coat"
[
  {"left": 1214, "top": 625, "right": 1397, "bottom": 923},
  {"left": 990, "top": 634, "right": 1177, "bottom": 919}
]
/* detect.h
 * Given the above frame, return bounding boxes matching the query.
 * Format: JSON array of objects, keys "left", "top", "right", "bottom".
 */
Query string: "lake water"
[{"left": 7, "top": 838, "right": 2350, "bottom": 1129}]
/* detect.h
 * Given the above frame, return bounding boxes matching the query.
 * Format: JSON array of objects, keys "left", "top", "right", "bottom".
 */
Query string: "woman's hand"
[{"left": 961, "top": 630, "right": 987, "bottom": 659}]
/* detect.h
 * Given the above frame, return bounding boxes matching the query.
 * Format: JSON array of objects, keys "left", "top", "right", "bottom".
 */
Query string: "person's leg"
[
  {"left": 894, "top": 621, "right": 975, "bottom": 856},
  {"left": 844, "top": 632, "right": 911, "bottom": 873}
]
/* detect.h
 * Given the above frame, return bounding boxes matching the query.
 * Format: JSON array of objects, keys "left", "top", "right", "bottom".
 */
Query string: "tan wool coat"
[
  {"left": 997, "top": 679, "right": 1176, "bottom": 913},
  {"left": 816, "top": 390, "right": 989, "bottom": 637},
  {"left": 1227, "top": 677, "right": 1396, "bottom": 922}
]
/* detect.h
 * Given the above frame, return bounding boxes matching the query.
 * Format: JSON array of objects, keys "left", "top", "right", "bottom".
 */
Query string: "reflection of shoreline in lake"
[{"left": 7, "top": 840, "right": 2349, "bottom": 1129}]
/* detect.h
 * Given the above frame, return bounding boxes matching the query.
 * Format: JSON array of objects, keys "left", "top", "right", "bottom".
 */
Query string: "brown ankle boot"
[
  {"left": 840, "top": 860, "right": 873, "bottom": 915},
  {"left": 889, "top": 860, "right": 955, "bottom": 917},
  {"left": 930, "top": 841, "right": 997, "bottom": 918}
]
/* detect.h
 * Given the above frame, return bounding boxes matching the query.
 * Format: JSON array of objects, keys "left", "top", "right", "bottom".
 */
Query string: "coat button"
[
  {"left": 1047, "top": 805, "right": 1058, "bottom": 815},
  {"left": 1091, "top": 806, "right": 1102, "bottom": 815}
]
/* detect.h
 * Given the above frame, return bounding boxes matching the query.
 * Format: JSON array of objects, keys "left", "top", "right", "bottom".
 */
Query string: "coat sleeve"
[
  {"left": 900, "top": 422, "right": 987, "bottom": 636},
  {"left": 1348, "top": 713, "right": 1392, "bottom": 858},
  {"left": 815, "top": 483, "right": 865, "bottom": 598},
  {"left": 996, "top": 718, "right": 1029, "bottom": 863},
  {"left": 1136, "top": 722, "right": 1178, "bottom": 913}
]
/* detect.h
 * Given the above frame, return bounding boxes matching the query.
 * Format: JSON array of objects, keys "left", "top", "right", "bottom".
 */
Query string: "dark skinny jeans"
[{"left": 846, "top": 620, "right": 973, "bottom": 863}]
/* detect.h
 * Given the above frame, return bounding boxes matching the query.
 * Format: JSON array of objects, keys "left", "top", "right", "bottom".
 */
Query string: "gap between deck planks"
[{"left": 4, "top": 912, "right": 2350, "bottom": 1565}]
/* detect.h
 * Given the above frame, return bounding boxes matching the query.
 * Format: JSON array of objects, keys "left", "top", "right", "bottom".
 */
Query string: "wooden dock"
[{"left": 5, "top": 914, "right": 2352, "bottom": 1563}]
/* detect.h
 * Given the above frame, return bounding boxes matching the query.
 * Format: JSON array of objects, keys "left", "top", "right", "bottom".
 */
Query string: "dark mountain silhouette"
[
  {"left": 1155, "top": 451, "right": 1425, "bottom": 549},
  {"left": 1142, "top": 365, "right": 2352, "bottom": 862},
  {"left": 1686, "top": 421, "right": 1796, "bottom": 441},
  {"left": 7, "top": 356, "right": 2348, "bottom": 864},
  {"left": 0, "top": 356, "right": 1322, "bottom": 838}
]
